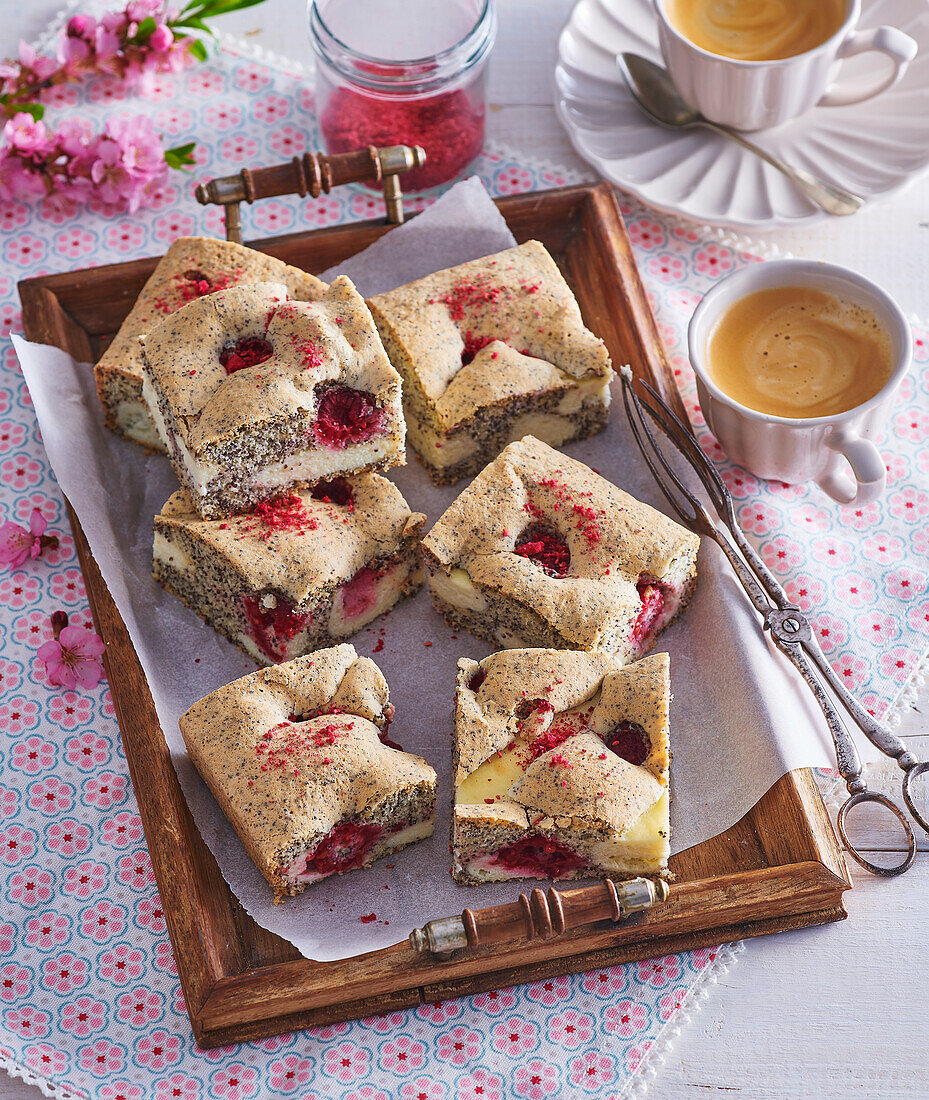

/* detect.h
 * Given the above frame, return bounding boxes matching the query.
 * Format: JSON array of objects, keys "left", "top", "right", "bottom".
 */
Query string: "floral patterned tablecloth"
[{"left": 1, "top": 20, "right": 928, "bottom": 1100}]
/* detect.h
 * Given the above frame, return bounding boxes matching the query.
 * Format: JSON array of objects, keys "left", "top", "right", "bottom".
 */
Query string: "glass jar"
[{"left": 308, "top": 0, "right": 496, "bottom": 191}]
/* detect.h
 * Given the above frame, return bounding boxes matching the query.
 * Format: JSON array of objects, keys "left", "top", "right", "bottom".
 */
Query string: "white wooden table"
[{"left": 6, "top": 2, "right": 927, "bottom": 1096}]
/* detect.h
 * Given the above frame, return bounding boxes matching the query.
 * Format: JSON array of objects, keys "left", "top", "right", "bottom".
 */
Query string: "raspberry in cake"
[
  {"left": 153, "top": 473, "right": 424, "bottom": 664},
  {"left": 140, "top": 277, "right": 406, "bottom": 519},
  {"left": 179, "top": 645, "right": 437, "bottom": 899},
  {"left": 452, "top": 648, "right": 671, "bottom": 884},
  {"left": 368, "top": 240, "right": 613, "bottom": 484},
  {"left": 94, "top": 236, "right": 326, "bottom": 451},
  {"left": 422, "top": 436, "right": 700, "bottom": 662}
]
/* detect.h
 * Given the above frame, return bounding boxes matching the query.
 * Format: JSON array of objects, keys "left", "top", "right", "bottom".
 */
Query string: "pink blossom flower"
[
  {"left": 0, "top": 697, "right": 41, "bottom": 735},
  {"left": 28, "top": 775, "right": 75, "bottom": 814},
  {"left": 0, "top": 507, "right": 56, "bottom": 565},
  {"left": 760, "top": 534, "right": 804, "bottom": 574},
  {"left": 0, "top": 962, "right": 33, "bottom": 1001},
  {"left": 435, "top": 1025, "right": 482, "bottom": 1066},
  {"left": 894, "top": 406, "right": 929, "bottom": 442},
  {"left": 101, "top": 810, "right": 143, "bottom": 847},
  {"left": 254, "top": 92, "right": 290, "bottom": 124},
  {"left": 604, "top": 998, "right": 649, "bottom": 1037},
  {"left": 209, "top": 1063, "right": 260, "bottom": 1099},
  {"left": 323, "top": 1040, "right": 370, "bottom": 1083},
  {"left": 647, "top": 253, "right": 687, "bottom": 283},
  {"left": 62, "top": 859, "right": 108, "bottom": 900},
  {"left": 737, "top": 500, "right": 781, "bottom": 536},
  {"left": 832, "top": 652, "right": 869, "bottom": 690},
  {"left": 220, "top": 134, "right": 260, "bottom": 163},
  {"left": 80, "top": 898, "right": 127, "bottom": 941},
  {"left": 82, "top": 771, "right": 128, "bottom": 810},
  {"left": 135, "top": 893, "right": 166, "bottom": 934},
  {"left": 153, "top": 212, "right": 197, "bottom": 242},
  {"left": 884, "top": 566, "right": 926, "bottom": 601},
  {"left": 64, "top": 729, "right": 110, "bottom": 767},
  {"left": 41, "top": 952, "right": 90, "bottom": 995},
  {"left": 105, "top": 220, "right": 146, "bottom": 251},
  {"left": 456, "top": 1067, "right": 503, "bottom": 1100},
  {"left": 4, "top": 1005, "right": 51, "bottom": 1039},
  {"left": 59, "top": 994, "right": 108, "bottom": 1038},
  {"left": 24, "top": 910, "right": 71, "bottom": 951},
  {"left": 378, "top": 1034, "right": 427, "bottom": 1073},
  {"left": 3, "top": 113, "right": 48, "bottom": 153},
  {"left": 252, "top": 200, "right": 295, "bottom": 234},
  {"left": 203, "top": 104, "right": 242, "bottom": 130},
  {"left": 7, "top": 866, "right": 55, "bottom": 907},
  {"left": 234, "top": 63, "right": 270, "bottom": 92},
  {"left": 268, "top": 1053, "right": 315, "bottom": 1093},
  {"left": 627, "top": 218, "right": 666, "bottom": 251},
  {"left": 45, "top": 818, "right": 91, "bottom": 856},
  {"left": 24, "top": 1043, "right": 69, "bottom": 1077},
  {"left": 116, "top": 986, "right": 164, "bottom": 1028},
  {"left": 78, "top": 1038, "right": 126, "bottom": 1076},
  {"left": 811, "top": 536, "right": 854, "bottom": 567},
  {"left": 694, "top": 244, "right": 734, "bottom": 276},
  {"left": 269, "top": 124, "right": 307, "bottom": 157},
  {"left": 0, "top": 823, "right": 37, "bottom": 863},
  {"left": 490, "top": 1017, "right": 540, "bottom": 1057},
  {"left": 513, "top": 1059, "right": 561, "bottom": 1099},
  {"left": 580, "top": 967, "right": 629, "bottom": 998},
  {"left": 0, "top": 456, "right": 44, "bottom": 488},
  {"left": 7, "top": 729, "right": 52, "bottom": 769},
  {"left": 97, "top": 942, "right": 145, "bottom": 985},
  {"left": 154, "top": 1074, "right": 201, "bottom": 1100},
  {"left": 568, "top": 1050, "right": 617, "bottom": 1090},
  {"left": 889, "top": 488, "right": 929, "bottom": 523},
  {"left": 38, "top": 618, "right": 105, "bottom": 690}
]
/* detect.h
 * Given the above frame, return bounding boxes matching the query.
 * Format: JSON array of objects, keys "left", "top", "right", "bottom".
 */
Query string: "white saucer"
[{"left": 555, "top": 0, "right": 929, "bottom": 230}]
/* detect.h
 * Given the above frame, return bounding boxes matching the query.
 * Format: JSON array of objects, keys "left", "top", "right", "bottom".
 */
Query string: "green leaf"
[
  {"left": 14, "top": 102, "right": 45, "bottom": 122},
  {"left": 164, "top": 142, "right": 197, "bottom": 171},
  {"left": 133, "top": 16, "right": 157, "bottom": 42}
]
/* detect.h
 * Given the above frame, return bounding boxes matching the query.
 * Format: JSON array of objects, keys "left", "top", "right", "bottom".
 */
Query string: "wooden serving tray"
[{"left": 19, "top": 183, "right": 851, "bottom": 1048}]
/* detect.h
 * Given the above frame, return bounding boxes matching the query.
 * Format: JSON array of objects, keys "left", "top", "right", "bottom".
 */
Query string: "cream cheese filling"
[
  {"left": 115, "top": 399, "right": 163, "bottom": 449},
  {"left": 254, "top": 435, "right": 398, "bottom": 492},
  {"left": 153, "top": 530, "right": 193, "bottom": 573},
  {"left": 328, "top": 560, "right": 412, "bottom": 637},
  {"left": 428, "top": 567, "right": 488, "bottom": 613}
]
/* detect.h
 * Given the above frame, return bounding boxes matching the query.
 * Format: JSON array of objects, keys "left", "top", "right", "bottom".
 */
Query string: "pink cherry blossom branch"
[
  {"left": 38, "top": 611, "right": 106, "bottom": 691},
  {"left": 0, "top": 508, "right": 59, "bottom": 567}
]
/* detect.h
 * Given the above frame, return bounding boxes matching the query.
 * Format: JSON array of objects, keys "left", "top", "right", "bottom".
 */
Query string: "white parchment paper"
[{"left": 13, "top": 178, "right": 877, "bottom": 961}]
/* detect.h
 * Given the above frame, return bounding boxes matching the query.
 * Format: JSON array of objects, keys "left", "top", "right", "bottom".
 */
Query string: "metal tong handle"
[{"left": 620, "top": 371, "right": 919, "bottom": 876}]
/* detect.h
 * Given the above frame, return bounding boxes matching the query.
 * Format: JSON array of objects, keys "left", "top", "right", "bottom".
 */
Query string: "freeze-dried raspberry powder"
[
  {"left": 461, "top": 332, "right": 496, "bottom": 365},
  {"left": 251, "top": 495, "right": 316, "bottom": 537},
  {"left": 313, "top": 385, "right": 384, "bottom": 448},
  {"left": 605, "top": 720, "right": 651, "bottom": 765},
  {"left": 515, "top": 525, "right": 570, "bottom": 577},
  {"left": 219, "top": 336, "right": 273, "bottom": 374}
]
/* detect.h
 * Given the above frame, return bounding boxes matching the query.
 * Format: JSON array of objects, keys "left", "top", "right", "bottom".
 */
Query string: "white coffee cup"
[
  {"left": 655, "top": 0, "right": 918, "bottom": 131},
  {"left": 688, "top": 259, "right": 912, "bottom": 505}
]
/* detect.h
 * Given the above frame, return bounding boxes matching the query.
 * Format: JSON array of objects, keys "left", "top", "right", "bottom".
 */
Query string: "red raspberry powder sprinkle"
[
  {"left": 359, "top": 913, "right": 377, "bottom": 924},
  {"left": 249, "top": 495, "right": 317, "bottom": 539},
  {"left": 440, "top": 278, "right": 508, "bottom": 322},
  {"left": 514, "top": 525, "right": 570, "bottom": 577}
]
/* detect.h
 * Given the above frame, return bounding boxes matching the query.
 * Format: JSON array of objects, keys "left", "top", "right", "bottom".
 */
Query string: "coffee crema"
[
  {"left": 705, "top": 286, "right": 892, "bottom": 419},
  {"left": 665, "top": 0, "right": 847, "bottom": 61}
]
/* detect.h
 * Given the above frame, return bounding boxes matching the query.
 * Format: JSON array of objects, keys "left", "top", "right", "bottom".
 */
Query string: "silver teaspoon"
[{"left": 617, "top": 53, "right": 865, "bottom": 217}]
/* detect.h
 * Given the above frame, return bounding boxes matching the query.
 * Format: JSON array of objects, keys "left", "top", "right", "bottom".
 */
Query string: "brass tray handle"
[
  {"left": 410, "top": 877, "right": 669, "bottom": 957},
  {"left": 195, "top": 144, "right": 426, "bottom": 243}
]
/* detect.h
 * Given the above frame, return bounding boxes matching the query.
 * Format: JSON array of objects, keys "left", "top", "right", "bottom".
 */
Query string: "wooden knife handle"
[{"left": 410, "top": 877, "right": 669, "bottom": 956}]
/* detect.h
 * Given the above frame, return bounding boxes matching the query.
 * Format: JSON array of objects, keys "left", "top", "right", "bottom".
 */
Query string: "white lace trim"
[
  {"left": 619, "top": 940, "right": 746, "bottom": 1099},
  {"left": 0, "top": 1048, "right": 87, "bottom": 1100}
]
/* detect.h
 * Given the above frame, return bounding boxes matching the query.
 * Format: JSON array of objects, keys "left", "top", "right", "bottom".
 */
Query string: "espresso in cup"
[
  {"left": 704, "top": 285, "right": 893, "bottom": 419},
  {"left": 664, "top": 0, "right": 847, "bottom": 61}
]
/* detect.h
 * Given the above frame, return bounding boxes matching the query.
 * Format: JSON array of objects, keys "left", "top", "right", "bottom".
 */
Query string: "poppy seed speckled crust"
[
  {"left": 139, "top": 276, "right": 406, "bottom": 519},
  {"left": 451, "top": 649, "right": 671, "bottom": 885},
  {"left": 153, "top": 473, "right": 425, "bottom": 665},
  {"left": 368, "top": 240, "right": 613, "bottom": 485},
  {"left": 178, "top": 646, "right": 437, "bottom": 900},
  {"left": 421, "top": 436, "right": 700, "bottom": 661},
  {"left": 94, "top": 236, "right": 327, "bottom": 452}
]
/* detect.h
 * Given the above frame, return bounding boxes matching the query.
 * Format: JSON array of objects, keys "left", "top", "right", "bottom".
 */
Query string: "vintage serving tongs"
[{"left": 621, "top": 368, "right": 929, "bottom": 876}]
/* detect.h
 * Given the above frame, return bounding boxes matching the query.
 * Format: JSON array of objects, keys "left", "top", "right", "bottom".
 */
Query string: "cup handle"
[
  {"left": 816, "top": 428, "right": 886, "bottom": 505},
  {"left": 817, "top": 26, "right": 917, "bottom": 108}
]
